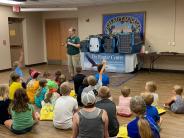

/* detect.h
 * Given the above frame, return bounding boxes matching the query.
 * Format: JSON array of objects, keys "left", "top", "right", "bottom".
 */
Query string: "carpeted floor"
[
  {"left": 1, "top": 65, "right": 184, "bottom": 138},
  {"left": 0, "top": 64, "right": 136, "bottom": 87}
]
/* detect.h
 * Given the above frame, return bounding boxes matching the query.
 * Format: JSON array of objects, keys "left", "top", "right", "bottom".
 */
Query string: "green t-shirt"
[
  {"left": 67, "top": 36, "right": 80, "bottom": 55},
  {"left": 11, "top": 104, "right": 35, "bottom": 130}
]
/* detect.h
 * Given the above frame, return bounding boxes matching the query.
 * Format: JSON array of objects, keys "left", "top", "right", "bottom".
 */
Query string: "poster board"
[{"left": 103, "top": 12, "right": 146, "bottom": 40}]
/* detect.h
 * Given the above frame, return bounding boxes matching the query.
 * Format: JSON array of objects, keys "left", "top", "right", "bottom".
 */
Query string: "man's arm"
[
  {"left": 71, "top": 113, "right": 79, "bottom": 138},
  {"left": 67, "top": 42, "right": 80, "bottom": 48},
  {"left": 102, "top": 110, "right": 109, "bottom": 138},
  {"left": 67, "top": 37, "right": 80, "bottom": 48}
]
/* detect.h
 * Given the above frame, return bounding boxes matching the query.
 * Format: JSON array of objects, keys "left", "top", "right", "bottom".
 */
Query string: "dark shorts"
[{"left": 11, "top": 125, "right": 33, "bottom": 134}]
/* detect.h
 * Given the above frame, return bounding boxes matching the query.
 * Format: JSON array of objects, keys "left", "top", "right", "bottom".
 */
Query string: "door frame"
[
  {"left": 43, "top": 17, "right": 78, "bottom": 65},
  {"left": 8, "top": 17, "right": 26, "bottom": 67}
]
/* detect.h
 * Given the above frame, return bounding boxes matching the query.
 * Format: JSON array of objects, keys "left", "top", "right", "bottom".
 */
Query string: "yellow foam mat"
[
  {"left": 156, "top": 106, "right": 166, "bottom": 115},
  {"left": 40, "top": 104, "right": 54, "bottom": 121},
  {"left": 117, "top": 125, "right": 128, "bottom": 138}
]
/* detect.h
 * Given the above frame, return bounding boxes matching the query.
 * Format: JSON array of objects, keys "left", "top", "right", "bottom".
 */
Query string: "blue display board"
[
  {"left": 82, "top": 52, "right": 125, "bottom": 73},
  {"left": 103, "top": 12, "right": 145, "bottom": 40}
]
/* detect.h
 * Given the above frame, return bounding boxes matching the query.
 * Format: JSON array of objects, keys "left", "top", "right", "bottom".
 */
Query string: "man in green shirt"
[{"left": 66, "top": 27, "right": 81, "bottom": 79}]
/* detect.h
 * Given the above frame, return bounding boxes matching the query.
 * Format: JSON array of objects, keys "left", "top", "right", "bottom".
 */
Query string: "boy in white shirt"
[{"left": 53, "top": 82, "right": 78, "bottom": 129}]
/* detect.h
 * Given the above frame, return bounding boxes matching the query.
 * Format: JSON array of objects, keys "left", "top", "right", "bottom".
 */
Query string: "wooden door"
[
  {"left": 60, "top": 18, "right": 78, "bottom": 63},
  {"left": 45, "top": 19, "right": 61, "bottom": 63},
  {"left": 45, "top": 18, "right": 78, "bottom": 64}
]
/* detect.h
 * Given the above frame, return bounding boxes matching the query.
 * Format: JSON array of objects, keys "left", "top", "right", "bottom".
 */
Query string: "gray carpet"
[{"left": 82, "top": 70, "right": 137, "bottom": 87}]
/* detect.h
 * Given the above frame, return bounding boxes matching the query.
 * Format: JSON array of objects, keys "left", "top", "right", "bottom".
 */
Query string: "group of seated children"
[{"left": 0, "top": 59, "right": 184, "bottom": 138}]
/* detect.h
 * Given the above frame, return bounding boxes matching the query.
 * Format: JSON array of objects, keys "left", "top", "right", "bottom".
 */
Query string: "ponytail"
[{"left": 138, "top": 115, "right": 153, "bottom": 138}]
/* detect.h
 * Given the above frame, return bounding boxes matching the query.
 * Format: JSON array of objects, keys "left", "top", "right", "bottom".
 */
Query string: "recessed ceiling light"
[
  {"left": 20, "top": 7, "right": 78, "bottom": 12},
  {"left": 0, "top": 0, "right": 25, "bottom": 5}
]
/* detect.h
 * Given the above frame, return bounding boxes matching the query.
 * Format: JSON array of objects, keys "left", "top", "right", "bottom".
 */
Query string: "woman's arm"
[
  {"left": 71, "top": 113, "right": 79, "bottom": 138},
  {"left": 102, "top": 110, "right": 109, "bottom": 138}
]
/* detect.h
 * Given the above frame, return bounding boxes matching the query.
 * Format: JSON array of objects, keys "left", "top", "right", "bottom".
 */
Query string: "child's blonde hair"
[
  {"left": 173, "top": 85, "right": 183, "bottom": 95},
  {"left": 130, "top": 96, "right": 153, "bottom": 138},
  {"left": 0, "top": 84, "right": 9, "bottom": 100},
  {"left": 59, "top": 74, "right": 66, "bottom": 84},
  {"left": 121, "top": 86, "right": 130, "bottom": 97},
  {"left": 13, "top": 61, "right": 19, "bottom": 68},
  {"left": 87, "top": 75, "right": 97, "bottom": 86},
  {"left": 99, "top": 86, "right": 111, "bottom": 99},
  {"left": 60, "top": 82, "right": 71, "bottom": 95},
  {"left": 145, "top": 81, "right": 157, "bottom": 93},
  {"left": 43, "top": 71, "right": 51, "bottom": 79},
  {"left": 142, "top": 93, "right": 154, "bottom": 106}
]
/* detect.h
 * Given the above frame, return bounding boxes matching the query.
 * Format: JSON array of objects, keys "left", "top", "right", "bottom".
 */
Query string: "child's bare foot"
[
  {"left": 35, "top": 112, "right": 40, "bottom": 120},
  {"left": 163, "top": 104, "right": 169, "bottom": 108}
]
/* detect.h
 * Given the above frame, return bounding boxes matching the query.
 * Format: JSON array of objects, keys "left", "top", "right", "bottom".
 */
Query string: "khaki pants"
[{"left": 67, "top": 53, "right": 81, "bottom": 77}]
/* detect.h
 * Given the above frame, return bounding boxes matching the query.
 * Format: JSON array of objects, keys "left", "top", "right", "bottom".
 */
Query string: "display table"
[
  {"left": 80, "top": 52, "right": 138, "bottom": 73},
  {"left": 138, "top": 52, "right": 184, "bottom": 71}
]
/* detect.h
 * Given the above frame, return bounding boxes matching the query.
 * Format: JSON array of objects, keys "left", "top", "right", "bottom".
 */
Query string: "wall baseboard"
[
  {"left": 47, "top": 60, "right": 68, "bottom": 65},
  {"left": 0, "top": 68, "right": 12, "bottom": 72},
  {"left": 25, "top": 62, "right": 47, "bottom": 67},
  {"left": 141, "top": 68, "right": 184, "bottom": 73}
]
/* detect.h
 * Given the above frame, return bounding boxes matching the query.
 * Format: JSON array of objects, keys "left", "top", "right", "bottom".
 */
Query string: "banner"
[
  {"left": 103, "top": 12, "right": 145, "bottom": 39},
  {"left": 81, "top": 52, "right": 125, "bottom": 73}
]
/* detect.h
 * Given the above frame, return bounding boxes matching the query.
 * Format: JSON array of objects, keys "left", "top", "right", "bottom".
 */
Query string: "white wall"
[
  {"left": 25, "top": 13, "right": 44, "bottom": 65},
  {"left": 77, "top": 0, "right": 175, "bottom": 52},
  {"left": 1, "top": 0, "right": 183, "bottom": 70},
  {"left": 0, "top": 6, "right": 44, "bottom": 70},
  {"left": 42, "top": 0, "right": 184, "bottom": 70},
  {"left": 0, "top": 6, "right": 13, "bottom": 70}
]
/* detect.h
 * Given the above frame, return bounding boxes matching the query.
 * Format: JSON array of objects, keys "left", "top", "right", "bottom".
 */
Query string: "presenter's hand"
[{"left": 67, "top": 41, "right": 74, "bottom": 45}]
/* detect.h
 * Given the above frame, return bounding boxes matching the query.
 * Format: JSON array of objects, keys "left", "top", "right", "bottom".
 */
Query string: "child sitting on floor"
[
  {"left": 142, "top": 93, "right": 162, "bottom": 126},
  {"left": 95, "top": 63, "right": 109, "bottom": 86},
  {"left": 9, "top": 72, "right": 22, "bottom": 101},
  {"left": 82, "top": 60, "right": 106, "bottom": 96},
  {"left": 55, "top": 70, "right": 62, "bottom": 84},
  {"left": 127, "top": 96, "right": 160, "bottom": 138},
  {"left": 26, "top": 68, "right": 34, "bottom": 85},
  {"left": 117, "top": 86, "right": 132, "bottom": 117},
  {"left": 164, "top": 85, "right": 184, "bottom": 114},
  {"left": 13, "top": 49, "right": 24, "bottom": 80},
  {"left": 53, "top": 82, "right": 78, "bottom": 130},
  {"left": 73, "top": 66, "right": 86, "bottom": 96},
  {"left": 0, "top": 84, "right": 11, "bottom": 125},
  {"left": 56, "top": 74, "right": 66, "bottom": 94},
  {"left": 145, "top": 81, "right": 159, "bottom": 106},
  {"left": 35, "top": 79, "right": 48, "bottom": 108},
  {"left": 82, "top": 75, "right": 101, "bottom": 97},
  {"left": 27, "top": 70, "right": 40, "bottom": 103},
  {"left": 42, "top": 80, "right": 60, "bottom": 106},
  {"left": 43, "top": 71, "right": 52, "bottom": 80},
  {"left": 77, "top": 77, "right": 89, "bottom": 106},
  {"left": 4, "top": 88, "right": 39, "bottom": 134},
  {"left": 96, "top": 86, "right": 119, "bottom": 137}
]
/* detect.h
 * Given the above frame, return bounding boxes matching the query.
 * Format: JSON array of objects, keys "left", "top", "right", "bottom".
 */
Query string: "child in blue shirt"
[
  {"left": 13, "top": 50, "right": 24, "bottom": 79},
  {"left": 35, "top": 79, "right": 48, "bottom": 108},
  {"left": 95, "top": 64, "right": 109, "bottom": 86},
  {"left": 127, "top": 96, "right": 160, "bottom": 138},
  {"left": 142, "top": 93, "right": 162, "bottom": 126}
]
